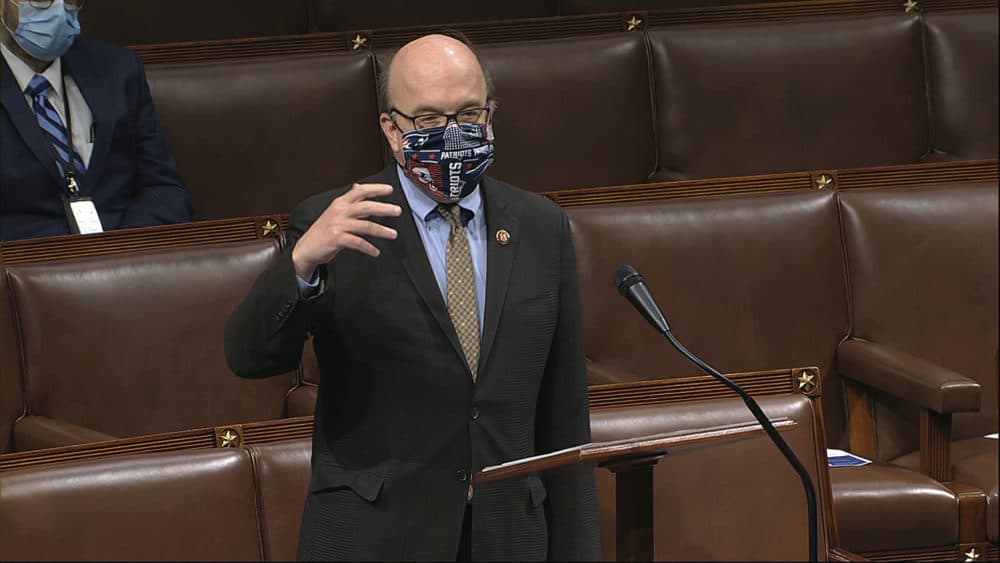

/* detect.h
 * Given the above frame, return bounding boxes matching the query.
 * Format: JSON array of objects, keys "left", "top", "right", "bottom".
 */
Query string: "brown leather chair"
[
  {"left": 923, "top": 9, "right": 1000, "bottom": 162},
  {"left": 838, "top": 182, "right": 999, "bottom": 546},
  {"left": 0, "top": 448, "right": 263, "bottom": 561},
  {"left": 4, "top": 240, "right": 297, "bottom": 451},
  {"left": 248, "top": 438, "right": 312, "bottom": 561},
  {"left": 646, "top": 14, "right": 929, "bottom": 181},
  {"left": 478, "top": 33, "right": 657, "bottom": 192},
  {"left": 568, "top": 188, "right": 968, "bottom": 555},
  {"left": 145, "top": 52, "right": 386, "bottom": 221},
  {"left": 79, "top": 0, "right": 310, "bottom": 46},
  {"left": 0, "top": 259, "right": 24, "bottom": 454},
  {"left": 591, "top": 391, "right": 839, "bottom": 561}
]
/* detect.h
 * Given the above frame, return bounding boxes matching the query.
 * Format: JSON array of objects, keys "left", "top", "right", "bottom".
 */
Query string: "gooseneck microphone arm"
[{"left": 613, "top": 265, "right": 819, "bottom": 563}]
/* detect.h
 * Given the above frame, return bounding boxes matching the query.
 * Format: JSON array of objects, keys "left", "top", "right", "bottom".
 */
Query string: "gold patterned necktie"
[{"left": 438, "top": 204, "right": 480, "bottom": 380}]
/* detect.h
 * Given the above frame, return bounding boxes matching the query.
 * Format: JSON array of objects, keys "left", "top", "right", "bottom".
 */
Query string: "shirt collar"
[
  {"left": 395, "top": 165, "right": 483, "bottom": 224},
  {"left": 1, "top": 43, "right": 63, "bottom": 100}
]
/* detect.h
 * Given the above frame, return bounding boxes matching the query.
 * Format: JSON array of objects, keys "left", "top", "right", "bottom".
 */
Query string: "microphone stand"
[{"left": 659, "top": 328, "right": 819, "bottom": 563}]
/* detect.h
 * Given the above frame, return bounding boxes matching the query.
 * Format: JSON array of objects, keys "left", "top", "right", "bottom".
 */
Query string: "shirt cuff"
[{"left": 295, "top": 268, "right": 321, "bottom": 299}]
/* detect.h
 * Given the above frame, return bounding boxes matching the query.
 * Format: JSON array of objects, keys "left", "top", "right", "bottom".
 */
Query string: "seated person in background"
[{"left": 1, "top": 0, "right": 190, "bottom": 241}]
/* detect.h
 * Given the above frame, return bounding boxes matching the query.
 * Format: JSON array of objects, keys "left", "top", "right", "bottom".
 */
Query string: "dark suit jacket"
[
  {"left": 225, "top": 166, "right": 599, "bottom": 561},
  {"left": 1, "top": 37, "right": 190, "bottom": 241}
]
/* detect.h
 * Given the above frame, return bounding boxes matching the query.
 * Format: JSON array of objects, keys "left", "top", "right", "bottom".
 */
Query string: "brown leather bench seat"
[
  {"left": 1, "top": 392, "right": 844, "bottom": 561},
  {"left": 567, "top": 187, "right": 982, "bottom": 554},
  {"left": 590, "top": 392, "right": 836, "bottom": 561},
  {"left": 3, "top": 239, "right": 307, "bottom": 451},
  {"left": 134, "top": 7, "right": 997, "bottom": 218},
  {"left": 145, "top": 51, "right": 386, "bottom": 221},
  {"left": 0, "top": 436, "right": 314, "bottom": 561},
  {"left": 0, "top": 448, "right": 264, "bottom": 561},
  {"left": 646, "top": 14, "right": 928, "bottom": 181}
]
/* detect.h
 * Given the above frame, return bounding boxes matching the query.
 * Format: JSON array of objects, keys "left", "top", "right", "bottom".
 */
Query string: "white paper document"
[
  {"left": 985, "top": 433, "right": 998, "bottom": 440},
  {"left": 826, "top": 448, "right": 871, "bottom": 467}
]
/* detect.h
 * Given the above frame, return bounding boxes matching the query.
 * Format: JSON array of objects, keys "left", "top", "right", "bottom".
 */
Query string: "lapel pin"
[{"left": 495, "top": 229, "right": 511, "bottom": 246}]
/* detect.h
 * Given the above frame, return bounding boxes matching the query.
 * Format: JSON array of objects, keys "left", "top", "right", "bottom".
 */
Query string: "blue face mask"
[{"left": 10, "top": 1, "right": 81, "bottom": 61}]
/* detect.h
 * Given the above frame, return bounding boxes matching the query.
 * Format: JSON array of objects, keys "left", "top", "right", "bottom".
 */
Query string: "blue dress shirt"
[{"left": 298, "top": 166, "right": 488, "bottom": 334}]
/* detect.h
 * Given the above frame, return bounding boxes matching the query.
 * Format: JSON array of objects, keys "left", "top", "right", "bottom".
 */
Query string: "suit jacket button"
[
  {"left": 470, "top": 407, "right": 480, "bottom": 420},
  {"left": 455, "top": 469, "right": 468, "bottom": 482}
]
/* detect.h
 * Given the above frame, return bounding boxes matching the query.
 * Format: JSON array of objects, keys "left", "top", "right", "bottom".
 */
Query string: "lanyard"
[
  {"left": 37, "top": 66, "right": 82, "bottom": 199},
  {"left": 59, "top": 68, "right": 81, "bottom": 198}
]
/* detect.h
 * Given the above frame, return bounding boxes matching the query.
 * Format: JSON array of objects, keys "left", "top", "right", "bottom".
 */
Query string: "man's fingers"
[
  {"left": 349, "top": 200, "right": 403, "bottom": 219},
  {"left": 341, "top": 183, "right": 394, "bottom": 204},
  {"left": 344, "top": 219, "right": 398, "bottom": 240},
  {"left": 340, "top": 233, "right": 381, "bottom": 257}
]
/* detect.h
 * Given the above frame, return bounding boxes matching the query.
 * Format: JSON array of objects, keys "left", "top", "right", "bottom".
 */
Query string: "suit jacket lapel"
[
  {"left": 380, "top": 166, "right": 468, "bottom": 367},
  {"left": 1, "top": 58, "right": 63, "bottom": 185},
  {"left": 63, "top": 45, "right": 111, "bottom": 196},
  {"left": 477, "top": 177, "right": 518, "bottom": 375}
]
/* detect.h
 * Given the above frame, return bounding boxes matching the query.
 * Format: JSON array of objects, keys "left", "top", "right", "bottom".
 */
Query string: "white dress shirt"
[{"left": 2, "top": 42, "right": 94, "bottom": 167}]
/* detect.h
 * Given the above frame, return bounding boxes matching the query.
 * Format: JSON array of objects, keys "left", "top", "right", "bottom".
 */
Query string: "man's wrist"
[{"left": 291, "top": 247, "right": 317, "bottom": 281}]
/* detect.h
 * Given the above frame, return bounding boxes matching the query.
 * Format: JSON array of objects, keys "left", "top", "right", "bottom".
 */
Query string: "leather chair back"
[
  {"left": 647, "top": 14, "right": 928, "bottom": 180},
  {"left": 924, "top": 9, "right": 999, "bottom": 161},
  {"left": 79, "top": 0, "right": 310, "bottom": 45},
  {"left": 5, "top": 240, "right": 295, "bottom": 439},
  {"left": 479, "top": 33, "right": 656, "bottom": 192},
  {"left": 0, "top": 448, "right": 262, "bottom": 561},
  {"left": 248, "top": 438, "right": 312, "bottom": 561},
  {"left": 569, "top": 190, "right": 852, "bottom": 447},
  {"left": 146, "top": 52, "right": 385, "bottom": 220},
  {"left": 839, "top": 182, "right": 999, "bottom": 460},
  {"left": 591, "top": 393, "right": 833, "bottom": 560},
  {"left": 0, "top": 262, "right": 24, "bottom": 453}
]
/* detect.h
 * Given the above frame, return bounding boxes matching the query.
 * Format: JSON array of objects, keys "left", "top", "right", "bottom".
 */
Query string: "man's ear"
[{"left": 379, "top": 113, "right": 401, "bottom": 154}]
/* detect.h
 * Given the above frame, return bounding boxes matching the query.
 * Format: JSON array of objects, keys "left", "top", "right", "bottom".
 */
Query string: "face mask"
[
  {"left": 9, "top": 1, "right": 81, "bottom": 61},
  {"left": 400, "top": 121, "right": 495, "bottom": 202}
]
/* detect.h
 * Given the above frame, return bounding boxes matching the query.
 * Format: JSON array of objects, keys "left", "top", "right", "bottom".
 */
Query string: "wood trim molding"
[
  {"left": 0, "top": 214, "right": 288, "bottom": 266},
  {"left": 944, "top": 482, "right": 988, "bottom": 544},
  {"left": 920, "top": 408, "right": 953, "bottom": 481},
  {"left": 545, "top": 159, "right": 999, "bottom": 208},
  {"left": 844, "top": 378, "right": 878, "bottom": 460},
  {"left": 0, "top": 416, "right": 313, "bottom": 473},
  {"left": 587, "top": 367, "right": 810, "bottom": 409}
]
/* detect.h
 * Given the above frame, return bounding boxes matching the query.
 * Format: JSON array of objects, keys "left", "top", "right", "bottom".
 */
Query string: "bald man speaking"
[{"left": 225, "top": 34, "right": 599, "bottom": 561}]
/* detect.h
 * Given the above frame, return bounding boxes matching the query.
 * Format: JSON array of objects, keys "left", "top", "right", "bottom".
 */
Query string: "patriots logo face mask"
[{"left": 400, "top": 122, "right": 495, "bottom": 202}]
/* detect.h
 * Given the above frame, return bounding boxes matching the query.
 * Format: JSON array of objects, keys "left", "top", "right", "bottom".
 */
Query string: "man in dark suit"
[
  {"left": 225, "top": 34, "right": 599, "bottom": 561},
  {"left": 1, "top": 0, "right": 190, "bottom": 241}
]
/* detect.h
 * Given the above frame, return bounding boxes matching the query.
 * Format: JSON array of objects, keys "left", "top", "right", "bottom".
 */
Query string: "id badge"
[{"left": 61, "top": 195, "right": 105, "bottom": 235}]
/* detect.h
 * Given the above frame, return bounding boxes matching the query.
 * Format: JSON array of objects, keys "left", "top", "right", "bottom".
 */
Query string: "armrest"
[
  {"left": 14, "top": 415, "right": 118, "bottom": 451},
  {"left": 838, "top": 339, "right": 980, "bottom": 414}
]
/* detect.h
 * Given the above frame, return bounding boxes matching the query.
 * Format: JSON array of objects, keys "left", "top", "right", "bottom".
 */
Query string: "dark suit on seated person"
[
  {"left": 225, "top": 34, "right": 599, "bottom": 561},
  {"left": 1, "top": 0, "right": 190, "bottom": 241}
]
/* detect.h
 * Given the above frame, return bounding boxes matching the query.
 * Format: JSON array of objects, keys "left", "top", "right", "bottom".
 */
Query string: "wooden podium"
[{"left": 473, "top": 418, "right": 797, "bottom": 561}]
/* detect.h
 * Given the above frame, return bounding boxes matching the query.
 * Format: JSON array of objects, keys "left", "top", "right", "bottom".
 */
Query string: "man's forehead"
[{"left": 390, "top": 36, "right": 484, "bottom": 84}]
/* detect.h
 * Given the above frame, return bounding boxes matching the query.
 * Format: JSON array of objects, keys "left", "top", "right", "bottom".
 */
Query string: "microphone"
[
  {"left": 614, "top": 265, "right": 819, "bottom": 563},
  {"left": 614, "top": 266, "right": 670, "bottom": 334}
]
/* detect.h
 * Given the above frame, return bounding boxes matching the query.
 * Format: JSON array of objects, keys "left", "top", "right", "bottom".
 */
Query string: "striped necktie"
[
  {"left": 25, "top": 75, "right": 87, "bottom": 180},
  {"left": 438, "top": 204, "right": 481, "bottom": 381}
]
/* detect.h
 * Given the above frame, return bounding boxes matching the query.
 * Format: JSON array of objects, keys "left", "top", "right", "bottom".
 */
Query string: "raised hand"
[{"left": 291, "top": 183, "right": 403, "bottom": 279}]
